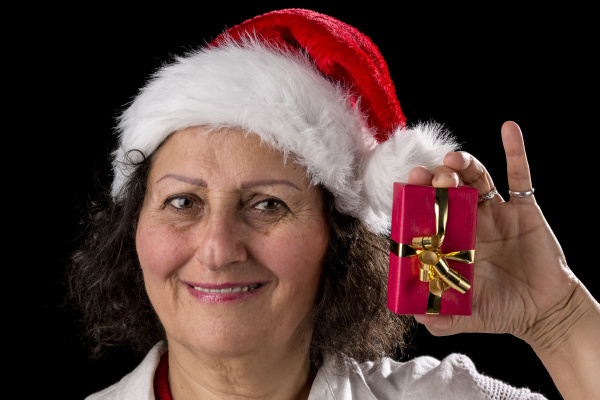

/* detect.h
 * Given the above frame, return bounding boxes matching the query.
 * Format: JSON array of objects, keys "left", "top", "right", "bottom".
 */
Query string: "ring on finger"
[
  {"left": 478, "top": 186, "right": 498, "bottom": 204},
  {"left": 508, "top": 188, "right": 535, "bottom": 197}
]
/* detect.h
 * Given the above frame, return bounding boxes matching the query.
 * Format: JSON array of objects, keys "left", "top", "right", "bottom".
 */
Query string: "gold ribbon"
[{"left": 390, "top": 188, "right": 474, "bottom": 314}]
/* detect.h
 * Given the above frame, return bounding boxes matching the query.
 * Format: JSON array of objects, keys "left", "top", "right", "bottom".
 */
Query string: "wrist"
[
  {"left": 523, "top": 282, "right": 596, "bottom": 354},
  {"left": 524, "top": 283, "right": 600, "bottom": 399}
]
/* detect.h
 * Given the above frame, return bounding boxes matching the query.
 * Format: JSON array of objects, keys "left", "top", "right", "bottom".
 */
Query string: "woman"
[{"left": 67, "top": 8, "right": 599, "bottom": 399}]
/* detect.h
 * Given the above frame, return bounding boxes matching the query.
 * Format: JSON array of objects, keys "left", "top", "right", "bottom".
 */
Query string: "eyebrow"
[
  {"left": 241, "top": 179, "right": 302, "bottom": 191},
  {"left": 156, "top": 174, "right": 207, "bottom": 187},
  {"left": 156, "top": 175, "right": 301, "bottom": 191}
]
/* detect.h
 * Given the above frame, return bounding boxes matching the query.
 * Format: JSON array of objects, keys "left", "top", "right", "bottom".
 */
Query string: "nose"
[{"left": 194, "top": 206, "right": 248, "bottom": 271}]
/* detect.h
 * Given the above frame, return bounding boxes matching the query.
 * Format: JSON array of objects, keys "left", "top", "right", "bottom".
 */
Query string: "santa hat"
[{"left": 112, "top": 8, "right": 457, "bottom": 234}]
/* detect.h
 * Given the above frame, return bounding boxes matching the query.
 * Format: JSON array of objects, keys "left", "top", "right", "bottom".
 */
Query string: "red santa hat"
[{"left": 112, "top": 8, "right": 457, "bottom": 234}]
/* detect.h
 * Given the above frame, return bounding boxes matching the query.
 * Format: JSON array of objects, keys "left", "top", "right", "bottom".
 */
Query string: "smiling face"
[{"left": 136, "top": 126, "right": 329, "bottom": 360}]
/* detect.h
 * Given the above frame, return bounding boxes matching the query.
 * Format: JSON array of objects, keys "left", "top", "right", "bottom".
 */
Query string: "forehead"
[{"left": 149, "top": 126, "right": 310, "bottom": 185}]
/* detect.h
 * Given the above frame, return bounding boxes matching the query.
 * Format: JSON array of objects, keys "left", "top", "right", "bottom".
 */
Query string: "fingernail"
[{"left": 434, "top": 173, "right": 459, "bottom": 185}]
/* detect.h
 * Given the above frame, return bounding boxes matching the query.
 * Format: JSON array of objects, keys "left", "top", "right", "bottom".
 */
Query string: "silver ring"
[
  {"left": 478, "top": 186, "right": 498, "bottom": 204},
  {"left": 508, "top": 188, "right": 535, "bottom": 197}
]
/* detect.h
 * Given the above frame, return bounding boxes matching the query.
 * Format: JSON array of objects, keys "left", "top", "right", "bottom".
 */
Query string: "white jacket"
[{"left": 87, "top": 343, "right": 547, "bottom": 399}]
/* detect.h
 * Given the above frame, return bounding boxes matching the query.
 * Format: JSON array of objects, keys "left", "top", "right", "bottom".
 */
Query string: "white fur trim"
[
  {"left": 361, "top": 123, "right": 458, "bottom": 234},
  {"left": 112, "top": 37, "right": 458, "bottom": 234}
]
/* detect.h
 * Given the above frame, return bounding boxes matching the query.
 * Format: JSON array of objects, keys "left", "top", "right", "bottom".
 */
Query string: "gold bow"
[{"left": 390, "top": 187, "right": 474, "bottom": 314}]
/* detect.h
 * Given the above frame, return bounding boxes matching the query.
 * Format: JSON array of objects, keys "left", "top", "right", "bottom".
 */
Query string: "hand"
[{"left": 408, "top": 121, "right": 593, "bottom": 351}]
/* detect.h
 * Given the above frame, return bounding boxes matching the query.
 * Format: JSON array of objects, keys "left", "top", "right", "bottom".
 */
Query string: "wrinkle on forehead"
[{"left": 149, "top": 126, "right": 313, "bottom": 194}]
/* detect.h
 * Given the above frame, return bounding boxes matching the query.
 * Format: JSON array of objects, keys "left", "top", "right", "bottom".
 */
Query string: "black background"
[{"left": 24, "top": 3, "right": 597, "bottom": 400}]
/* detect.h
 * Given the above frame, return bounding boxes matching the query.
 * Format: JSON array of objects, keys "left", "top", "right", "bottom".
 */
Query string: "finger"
[
  {"left": 413, "top": 314, "right": 454, "bottom": 334},
  {"left": 443, "top": 151, "right": 503, "bottom": 204},
  {"left": 501, "top": 121, "right": 535, "bottom": 203},
  {"left": 413, "top": 314, "right": 474, "bottom": 337},
  {"left": 431, "top": 165, "right": 461, "bottom": 188},
  {"left": 407, "top": 166, "right": 433, "bottom": 185}
]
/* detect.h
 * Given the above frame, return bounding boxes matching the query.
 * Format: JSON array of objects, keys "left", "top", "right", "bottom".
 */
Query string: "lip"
[{"left": 183, "top": 280, "right": 268, "bottom": 302}]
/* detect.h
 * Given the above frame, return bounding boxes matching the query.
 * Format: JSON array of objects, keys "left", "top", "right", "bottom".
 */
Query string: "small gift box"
[{"left": 387, "top": 183, "right": 478, "bottom": 315}]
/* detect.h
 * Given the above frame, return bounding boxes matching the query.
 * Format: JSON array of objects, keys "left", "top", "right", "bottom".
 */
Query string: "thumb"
[{"left": 413, "top": 314, "right": 476, "bottom": 336}]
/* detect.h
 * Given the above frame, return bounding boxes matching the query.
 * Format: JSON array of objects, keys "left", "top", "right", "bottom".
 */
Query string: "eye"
[
  {"left": 253, "top": 198, "right": 285, "bottom": 211},
  {"left": 167, "top": 195, "right": 196, "bottom": 210}
]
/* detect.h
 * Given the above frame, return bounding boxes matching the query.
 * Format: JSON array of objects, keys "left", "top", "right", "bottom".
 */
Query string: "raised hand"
[{"left": 408, "top": 121, "right": 600, "bottom": 399}]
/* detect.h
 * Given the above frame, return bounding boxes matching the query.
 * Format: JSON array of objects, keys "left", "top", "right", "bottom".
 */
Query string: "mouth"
[{"left": 190, "top": 283, "right": 262, "bottom": 293}]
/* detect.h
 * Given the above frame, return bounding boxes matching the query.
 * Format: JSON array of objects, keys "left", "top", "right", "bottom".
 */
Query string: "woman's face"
[{"left": 136, "top": 127, "right": 329, "bottom": 359}]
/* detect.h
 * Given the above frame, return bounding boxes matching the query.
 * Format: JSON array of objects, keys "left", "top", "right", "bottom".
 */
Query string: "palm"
[
  {"left": 410, "top": 121, "right": 577, "bottom": 341},
  {"left": 467, "top": 200, "right": 573, "bottom": 338}
]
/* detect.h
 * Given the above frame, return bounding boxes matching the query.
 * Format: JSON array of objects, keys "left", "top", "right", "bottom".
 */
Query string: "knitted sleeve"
[
  {"left": 451, "top": 354, "right": 548, "bottom": 400},
  {"left": 336, "top": 353, "right": 550, "bottom": 399}
]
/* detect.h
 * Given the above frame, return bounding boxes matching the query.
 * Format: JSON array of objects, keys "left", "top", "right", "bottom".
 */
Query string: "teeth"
[{"left": 193, "top": 284, "right": 260, "bottom": 293}]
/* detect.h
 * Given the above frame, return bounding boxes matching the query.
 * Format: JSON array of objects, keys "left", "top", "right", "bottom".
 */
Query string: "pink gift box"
[{"left": 387, "top": 183, "right": 478, "bottom": 315}]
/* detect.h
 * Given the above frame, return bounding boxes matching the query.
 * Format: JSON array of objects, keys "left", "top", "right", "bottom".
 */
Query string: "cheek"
[
  {"left": 136, "top": 219, "right": 190, "bottom": 278},
  {"left": 258, "top": 219, "right": 329, "bottom": 296}
]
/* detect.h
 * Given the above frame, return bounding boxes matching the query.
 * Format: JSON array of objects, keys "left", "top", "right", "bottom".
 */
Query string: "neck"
[{"left": 166, "top": 339, "right": 314, "bottom": 400}]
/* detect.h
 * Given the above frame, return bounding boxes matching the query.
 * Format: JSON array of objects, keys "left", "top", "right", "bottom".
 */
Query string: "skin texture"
[
  {"left": 409, "top": 121, "right": 600, "bottom": 399},
  {"left": 136, "top": 127, "right": 329, "bottom": 400}
]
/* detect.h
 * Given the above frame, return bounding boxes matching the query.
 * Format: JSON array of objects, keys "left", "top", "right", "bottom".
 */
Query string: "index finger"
[
  {"left": 443, "top": 151, "right": 502, "bottom": 205},
  {"left": 501, "top": 121, "right": 535, "bottom": 203}
]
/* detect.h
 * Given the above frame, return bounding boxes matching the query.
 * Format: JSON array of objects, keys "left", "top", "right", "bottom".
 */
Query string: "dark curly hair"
[{"left": 67, "top": 145, "right": 411, "bottom": 370}]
